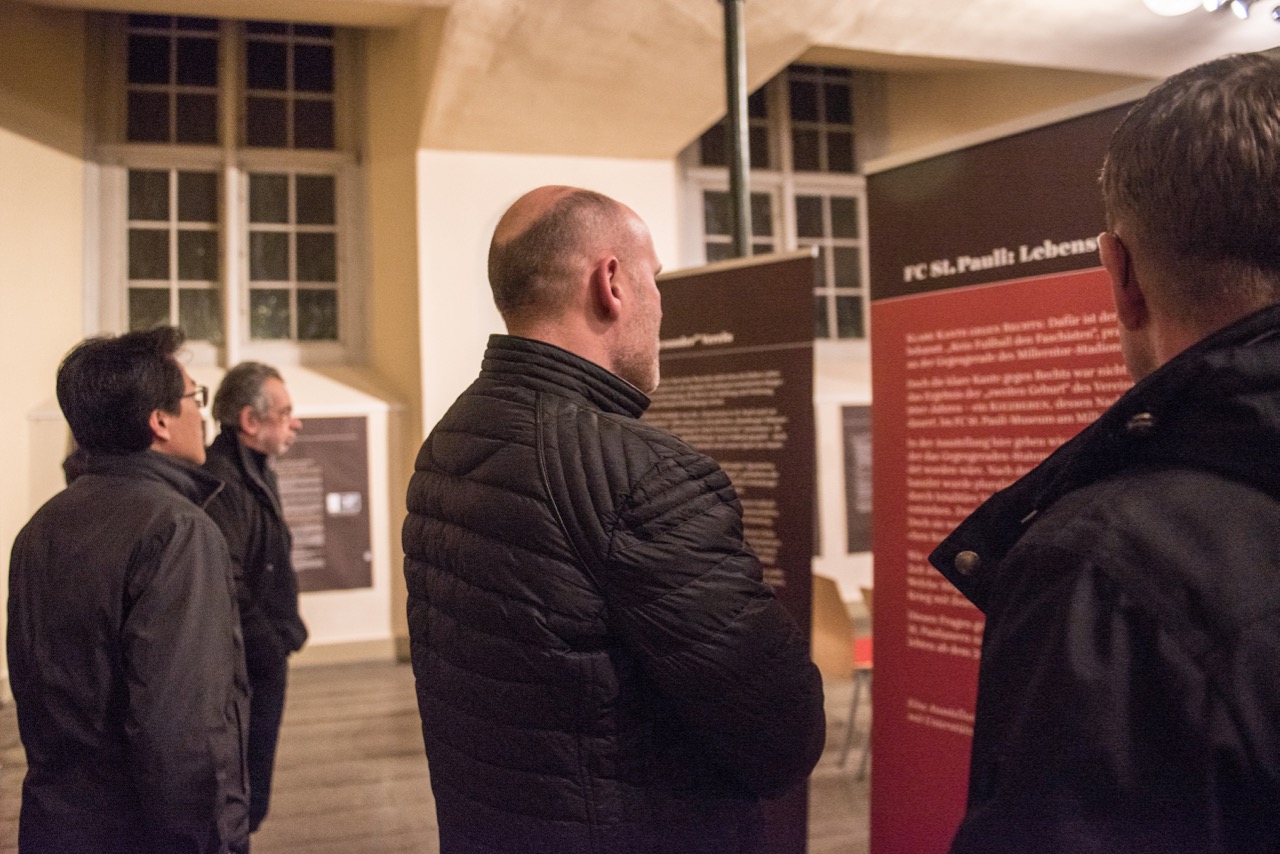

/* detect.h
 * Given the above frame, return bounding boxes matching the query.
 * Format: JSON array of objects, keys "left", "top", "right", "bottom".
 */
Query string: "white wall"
[
  {"left": 415, "top": 150, "right": 680, "bottom": 432},
  {"left": 1, "top": 5, "right": 87, "bottom": 699},
  {"left": 813, "top": 341, "right": 873, "bottom": 604}
]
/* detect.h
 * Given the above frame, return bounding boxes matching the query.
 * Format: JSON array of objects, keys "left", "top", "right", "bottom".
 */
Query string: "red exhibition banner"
[{"left": 866, "top": 101, "right": 1136, "bottom": 853}]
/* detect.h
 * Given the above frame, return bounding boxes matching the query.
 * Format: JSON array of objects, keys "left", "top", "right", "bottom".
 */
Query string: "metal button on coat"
[
  {"left": 954, "top": 550, "right": 981, "bottom": 576},
  {"left": 1126, "top": 411, "right": 1157, "bottom": 435}
]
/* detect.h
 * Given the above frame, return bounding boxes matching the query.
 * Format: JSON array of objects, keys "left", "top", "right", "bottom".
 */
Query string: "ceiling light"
[
  {"left": 1143, "top": 0, "right": 1203, "bottom": 12},
  {"left": 1144, "top": 0, "right": 1280, "bottom": 22}
]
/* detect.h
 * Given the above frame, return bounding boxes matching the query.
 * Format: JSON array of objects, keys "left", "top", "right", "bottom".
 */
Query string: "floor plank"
[{"left": 0, "top": 660, "right": 868, "bottom": 853}]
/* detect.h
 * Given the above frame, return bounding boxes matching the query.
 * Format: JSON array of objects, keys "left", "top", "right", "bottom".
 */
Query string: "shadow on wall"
[{"left": 0, "top": 4, "right": 88, "bottom": 158}]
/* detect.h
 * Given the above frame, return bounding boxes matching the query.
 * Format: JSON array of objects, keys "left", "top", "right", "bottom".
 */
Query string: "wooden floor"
[{"left": 0, "top": 661, "right": 869, "bottom": 853}]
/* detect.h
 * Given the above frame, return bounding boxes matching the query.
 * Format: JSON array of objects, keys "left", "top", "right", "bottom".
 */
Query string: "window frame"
[
  {"left": 680, "top": 65, "right": 875, "bottom": 342},
  {"left": 89, "top": 14, "right": 365, "bottom": 366}
]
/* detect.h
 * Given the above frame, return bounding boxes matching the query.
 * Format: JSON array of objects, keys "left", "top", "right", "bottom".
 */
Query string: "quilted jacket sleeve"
[{"left": 599, "top": 448, "right": 826, "bottom": 797}]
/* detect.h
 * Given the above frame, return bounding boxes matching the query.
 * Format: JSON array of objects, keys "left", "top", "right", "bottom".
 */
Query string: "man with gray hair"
[{"left": 204, "top": 361, "right": 307, "bottom": 834}]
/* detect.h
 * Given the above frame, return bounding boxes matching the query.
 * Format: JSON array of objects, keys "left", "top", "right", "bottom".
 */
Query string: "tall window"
[
  {"left": 95, "top": 15, "right": 360, "bottom": 361},
  {"left": 682, "top": 65, "right": 878, "bottom": 340}
]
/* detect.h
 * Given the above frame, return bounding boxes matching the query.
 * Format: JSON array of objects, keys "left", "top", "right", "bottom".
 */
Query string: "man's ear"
[
  {"left": 1099, "top": 230, "right": 1147, "bottom": 331},
  {"left": 589, "top": 257, "right": 623, "bottom": 321},
  {"left": 149, "top": 408, "right": 172, "bottom": 446}
]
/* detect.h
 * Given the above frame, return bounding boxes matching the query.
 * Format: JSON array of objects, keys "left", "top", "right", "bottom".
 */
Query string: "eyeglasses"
[{"left": 182, "top": 385, "right": 209, "bottom": 409}]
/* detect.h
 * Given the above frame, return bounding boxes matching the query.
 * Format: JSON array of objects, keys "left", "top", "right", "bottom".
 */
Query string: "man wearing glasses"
[
  {"left": 7, "top": 326, "right": 250, "bottom": 853},
  {"left": 204, "top": 361, "right": 307, "bottom": 836}
]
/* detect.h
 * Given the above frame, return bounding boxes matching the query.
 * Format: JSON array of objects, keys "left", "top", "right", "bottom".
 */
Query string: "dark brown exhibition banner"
[
  {"left": 649, "top": 251, "right": 816, "bottom": 854},
  {"left": 867, "top": 102, "right": 1134, "bottom": 854},
  {"left": 276, "top": 415, "right": 373, "bottom": 592}
]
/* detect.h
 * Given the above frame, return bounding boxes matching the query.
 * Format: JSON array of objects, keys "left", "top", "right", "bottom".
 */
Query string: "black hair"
[{"left": 55, "top": 326, "right": 186, "bottom": 454}]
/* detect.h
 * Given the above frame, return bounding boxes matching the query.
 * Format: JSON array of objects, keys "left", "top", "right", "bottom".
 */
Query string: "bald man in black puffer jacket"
[{"left": 402, "top": 186, "right": 825, "bottom": 854}]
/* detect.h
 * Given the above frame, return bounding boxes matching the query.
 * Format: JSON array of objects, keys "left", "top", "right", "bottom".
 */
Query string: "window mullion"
[{"left": 220, "top": 19, "right": 241, "bottom": 365}]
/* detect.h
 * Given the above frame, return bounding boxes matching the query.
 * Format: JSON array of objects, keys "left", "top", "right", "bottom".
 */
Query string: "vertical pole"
[{"left": 723, "top": 0, "right": 751, "bottom": 258}]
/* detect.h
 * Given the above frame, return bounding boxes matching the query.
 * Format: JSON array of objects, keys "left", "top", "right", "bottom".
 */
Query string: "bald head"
[{"left": 488, "top": 186, "right": 631, "bottom": 326}]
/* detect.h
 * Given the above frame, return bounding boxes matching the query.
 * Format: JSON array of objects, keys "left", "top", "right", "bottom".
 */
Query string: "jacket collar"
[
  {"left": 83, "top": 449, "right": 224, "bottom": 509},
  {"left": 481, "top": 334, "right": 650, "bottom": 419},
  {"left": 932, "top": 301, "right": 1280, "bottom": 608},
  {"left": 208, "top": 427, "right": 284, "bottom": 517}
]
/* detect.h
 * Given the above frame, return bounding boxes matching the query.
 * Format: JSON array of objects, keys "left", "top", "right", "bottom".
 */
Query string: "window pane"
[
  {"left": 814, "top": 294, "right": 830, "bottom": 339},
  {"left": 249, "top": 173, "right": 289, "bottom": 224},
  {"left": 128, "top": 91, "right": 170, "bottom": 142},
  {"left": 246, "top": 96, "right": 287, "bottom": 147},
  {"left": 747, "top": 88, "right": 768, "bottom": 119},
  {"left": 176, "top": 36, "right": 218, "bottom": 86},
  {"left": 129, "top": 288, "right": 171, "bottom": 331},
  {"left": 128, "top": 35, "right": 170, "bottom": 84},
  {"left": 176, "top": 93, "right": 218, "bottom": 144},
  {"left": 295, "top": 24, "right": 335, "bottom": 38},
  {"left": 250, "top": 231, "right": 289, "bottom": 280},
  {"left": 814, "top": 245, "right": 829, "bottom": 287},
  {"left": 705, "top": 242, "right": 734, "bottom": 264},
  {"left": 836, "top": 295, "right": 864, "bottom": 338},
  {"left": 247, "top": 41, "right": 288, "bottom": 90},
  {"left": 249, "top": 289, "right": 291, "bottom": 339},
  {"left": 703, "top": 191, "right": 731, "bottom": 237},
  {"left": 828, "top": 130, "right": 855, "bottom": 173},
  {"left": 178, "top": 171, "right": 218, "bottom": 222},
  {"left": 795, "top": 195, "right": 823, "bottom": 239},
  {"left": 824, "top": 81, "right": 853, "bottom": 124},
  {"left": 246, "top": 21, "right": 288, "bottom": 35},
  {"left": 789, "top": 79, "right": 819, "bottom": 122},
  {"left": 175, "top": 16, "right": 217, "bottom": 31},
  {"left": 750, "top": 192, "right": 772, "bottom": 237},
  {"left": 179, "top": 288, "right": 223, "bottom": 343},
  {"left": 791, "top": 129, "right": 820, "bottom": 171},
  {"left": 294, "top": 43, "right": 334, "bottom": 93},
  {"left": 699, "top": 123, "right": 727, "bottom": 167},
  {"left": 297, "top": 289, "right": 338, "bottom": 340},
  {"left": 295, "top": 174, "right": 335, "bottom": 225},
  {"left": 752, "top": 241, "right": 774, "bottom": 256},
  {"left": 129, "top": 14, "right": 171, "bottom": 28},
  {"left": 748, "top": 125, "right": 770, "bottom": 170},
  {"left": 129, "top": 229, "right": 169, "bottom": 279},
  {"left": 178, "top": 230, "right": 219, "bottom": 280},
  {"left": 129, "top": 170, "right": 170, "bottom": 221},
  {"left": 834, "top": 246, "right": 861, "bottom": 288},
  {"left": 294, "top": 99, "right": 334, "bottom": 149},
  {"left": 830, "top": 196, "right": 859, "bottom": 238},
  {"left": 296, "top": 232, "right": 336, "bottom": 282}
]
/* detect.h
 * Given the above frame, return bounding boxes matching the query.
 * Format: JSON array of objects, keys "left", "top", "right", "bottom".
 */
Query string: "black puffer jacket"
[
  {"left": 932, "top": 303, "right": 1280, "bottom": 853},
  {"left": 402, "top": 335, "right": 825, "bottom": 854},
  {"left": 204, "top": 427, "right": 308, "bottom": 674},
  {"left": 7, "top": 450, "right": 250, "bottom": 853}
]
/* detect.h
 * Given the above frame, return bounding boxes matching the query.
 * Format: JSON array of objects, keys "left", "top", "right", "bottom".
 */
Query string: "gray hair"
[{"left": 212, "top": 361, "right": 284, "bottom": 429}]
